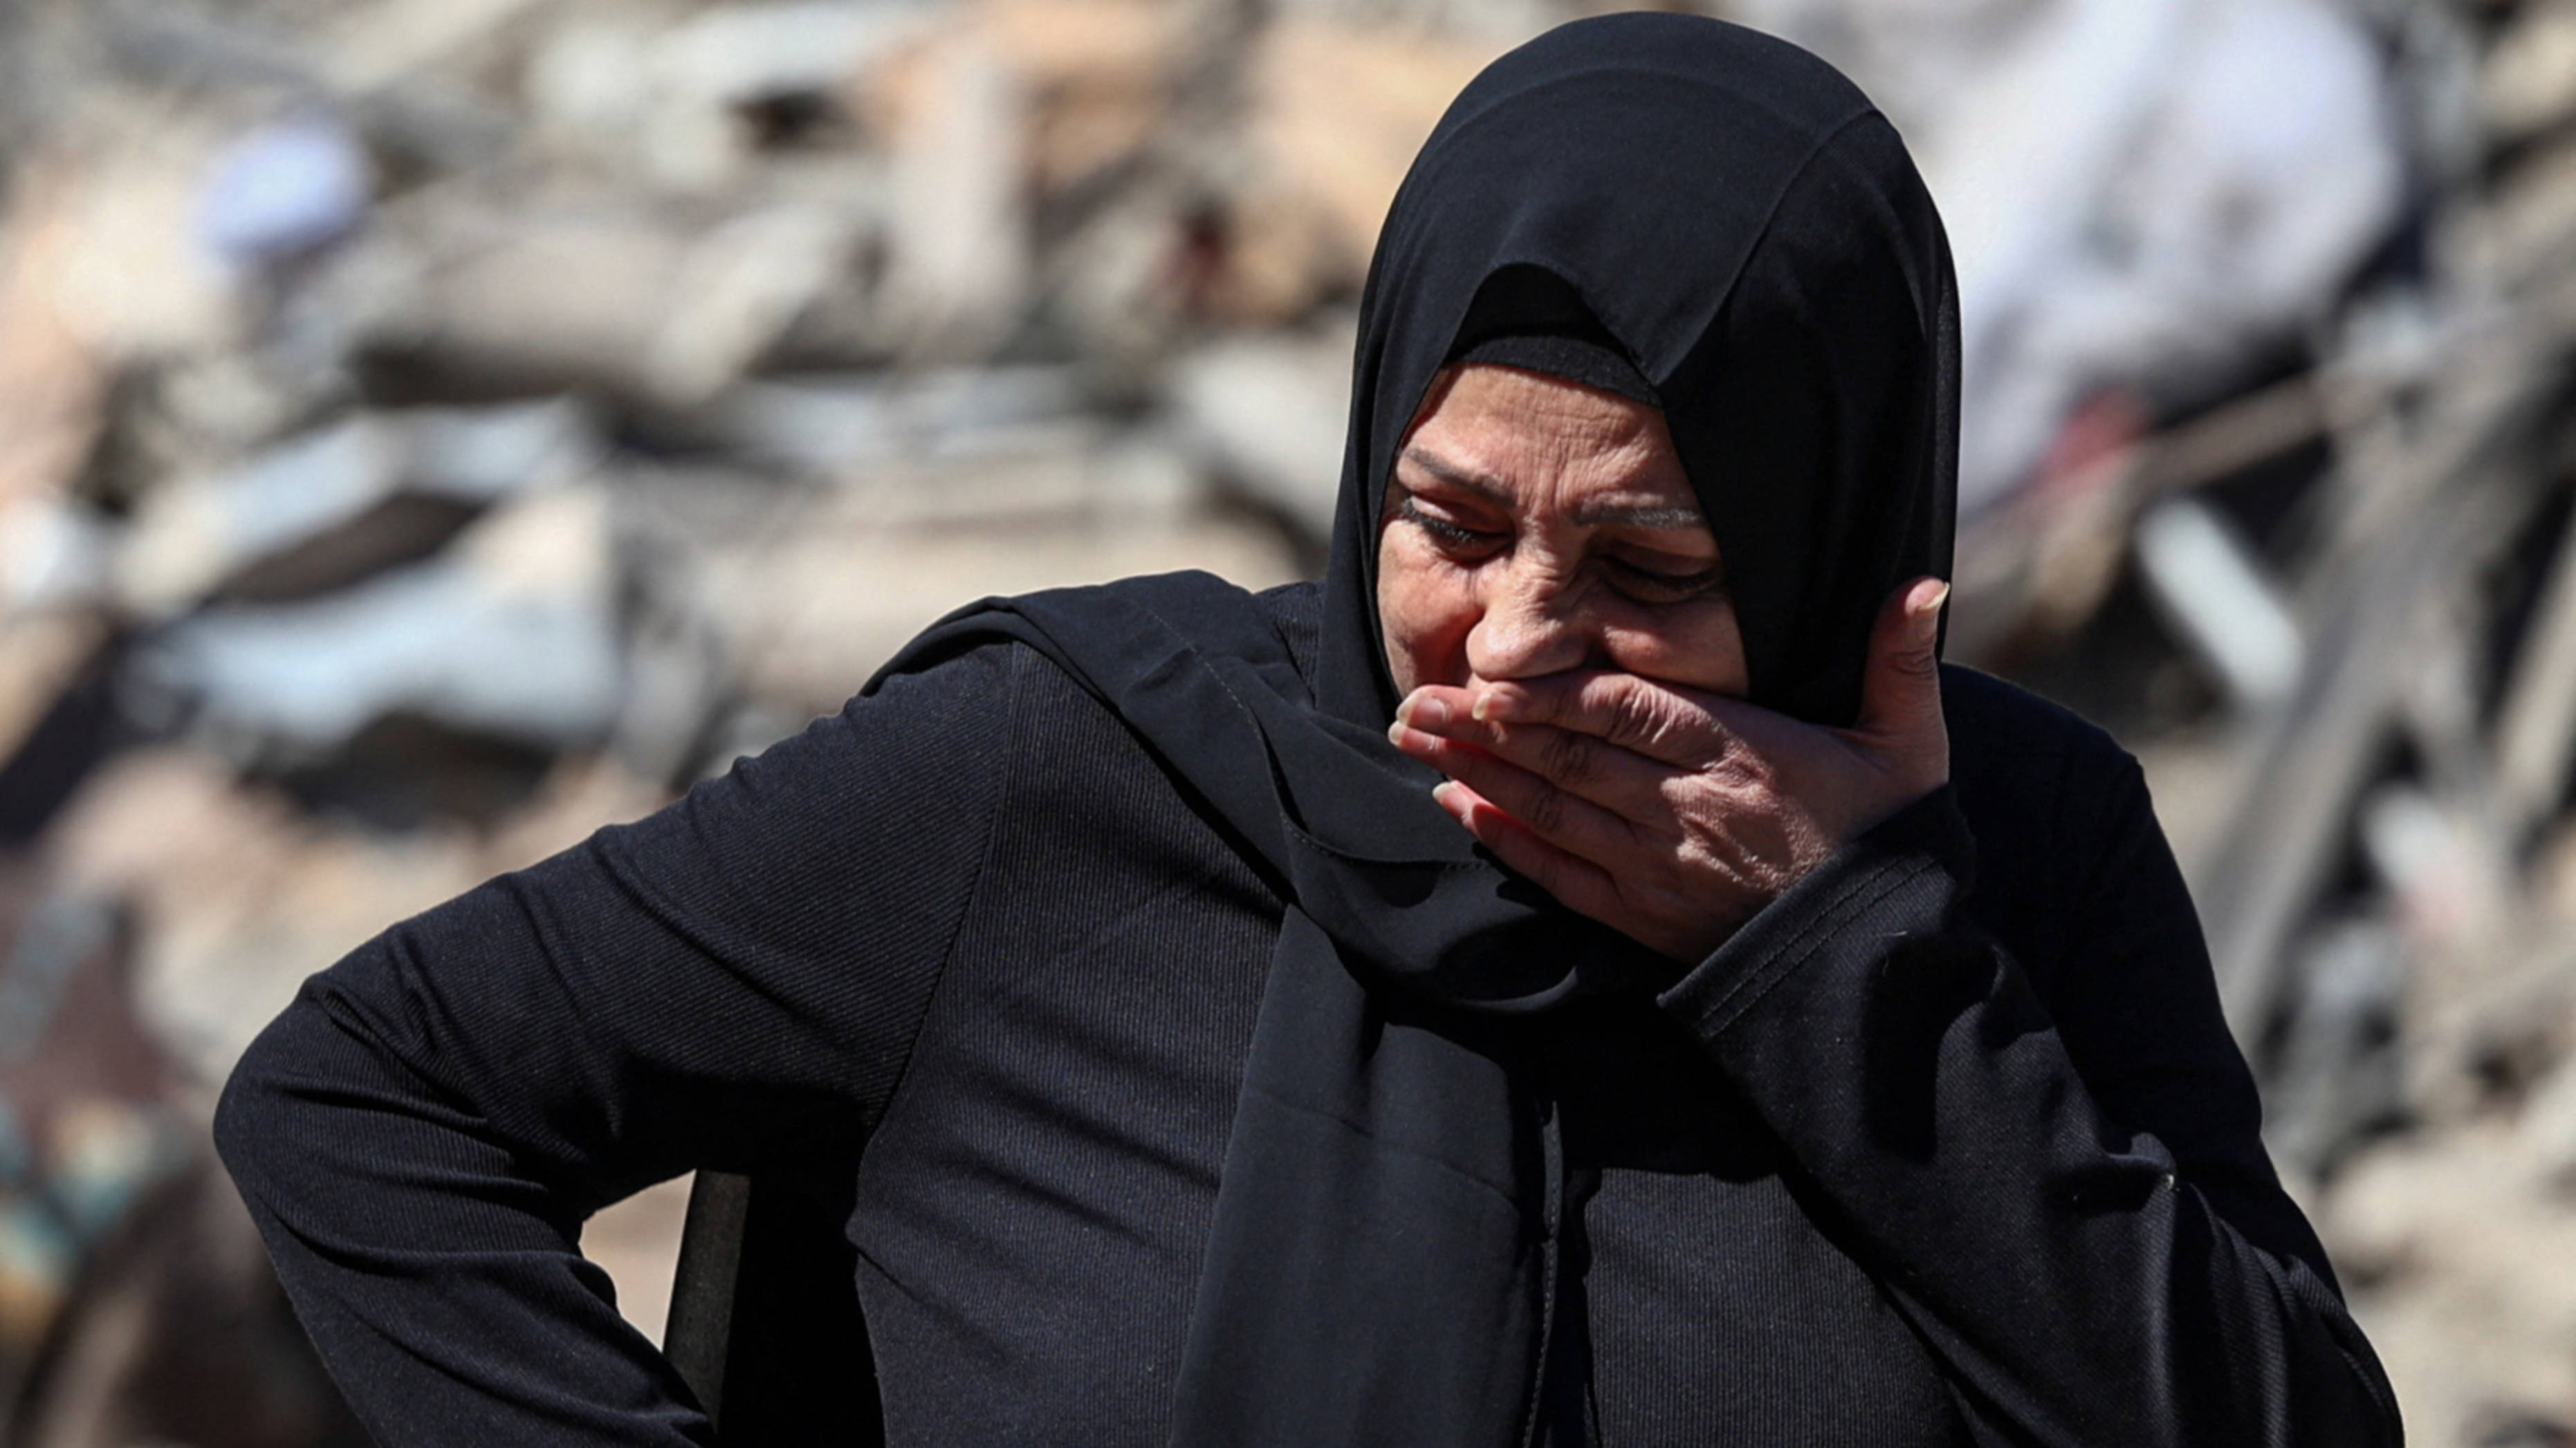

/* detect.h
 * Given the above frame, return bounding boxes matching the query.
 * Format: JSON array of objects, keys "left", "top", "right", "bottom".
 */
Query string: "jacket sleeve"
[
  {"left": 1655, "top": 728, "right": 2402, "bottom": 1447},
  {"left": 212, "top": 644, "right": 1026, "bottom": 1447}
]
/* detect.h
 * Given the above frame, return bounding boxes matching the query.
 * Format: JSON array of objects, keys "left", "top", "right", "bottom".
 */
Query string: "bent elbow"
[
  {"left": 213, "top": 1010, "right": 302, "bottom": 1205},
  {"left": 213, "top": 989, "right": 372, "bottom": 1212}
]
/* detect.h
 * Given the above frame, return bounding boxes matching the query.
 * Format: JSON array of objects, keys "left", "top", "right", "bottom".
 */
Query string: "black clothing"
[
  {"left": 219, "top": 15, "right": 2399, "bottom": 1446},
  {"left": 1448, "top": 308, "right": 1659, "bottom": 409},
  {"left": 883, "top": 571, "right": 1675, "bottom": 1446},
  {"left": 217, "top": 586, "right": 2398, "bottom": 1447}
]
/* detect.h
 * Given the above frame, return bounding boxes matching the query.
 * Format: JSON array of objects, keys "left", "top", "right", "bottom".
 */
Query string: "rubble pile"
[{"left": 0, "top": 0, "right": 2569, "bottom": 1440}]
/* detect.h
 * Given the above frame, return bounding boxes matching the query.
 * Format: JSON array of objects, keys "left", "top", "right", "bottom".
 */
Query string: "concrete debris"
[
  {"left": 2458, "top": 131, "right": 2576, "bottom": 291},
  {"left": 326, "top": 0, "right": 557, "bottom": 94},
  {"left": 120, "top": 420, "right": 402, "bottom": 616},
  {"left": 686, "top": 432, "right": 1291, "bottom": 710},
  {"left": 528, "top": 1, "right": 934, "bottom": 189},
  {"left": 1167, "top": 317, "right": 1355, "bottom": 542},
  {"left": 137, "top": 487, "right": 625, "bottom": 757},
  {"left": 0, "top": 859, "right": 190, "bottom": 1402},
  {"left": 1758, "top": 0, "right": 2405, "bottom": 515},
  {"left": 2483, "top": 0, "right": 2576, "bottom": 140},
  {"left": 657, "top": 364, "right": 1086, "bottom": 476},
  {"left": 0, "top": 165, "right": 112, "bottom": 514},
  {"left": 8, "top": 1160, "right": 370, "bottom": 1447},
  {"left": 349, "top": 198, "right": 868, "bottom": 404},
  {"left": 865, "top": 0, "right": 1186, "bottom": 197},
  {"left": 2131, "top": 496, "right": 2303, "bottom": 712},
  {"left": 116, "top": 401, "right": 597, "bottom": 615},
  {"left": 0, "top": 500, "right": 113, "bottom": 615},
  {"left": 0, "top": 0, "right": 2570, "bottom": 1438},
  {"left": 20, "top": 131, "right": 243, "bottom": 369},
  {"left": 2263, "top": 918, "right": 2410, "bottom": 1178},
  {"left": 0, "top": 618, "right": 109, "bottom": 772},
  {"left": 714, "top": 510, "right": 1297, "bottom": 711},
  {"left": 193, "top": 115, "right": 371, "bottom": 271},
  {"left": 652, "top": 207, "right": 862, "bottom": 403},
  {"left": 44, "top": 746, "right": 665, "bottom": 1089},
  {"left": 1231, "top": 18, "right": 1499, "bottom": 315},
  {"left": 2326, "top": 1120, "right": 2576, "bottom": 1448},
  {"left": 881, "top": 36, "right": 1031, "bottom": 358}
]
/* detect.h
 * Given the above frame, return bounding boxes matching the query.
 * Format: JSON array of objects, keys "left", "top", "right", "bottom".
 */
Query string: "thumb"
[{"left": 1853, "top": 577, "right": 1950, "bottom": 753}]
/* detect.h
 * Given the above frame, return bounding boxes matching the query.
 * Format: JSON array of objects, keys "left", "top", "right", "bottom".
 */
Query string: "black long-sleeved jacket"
[{"left": 215, "top": 583, "right": 2400, "bottom": 1446}]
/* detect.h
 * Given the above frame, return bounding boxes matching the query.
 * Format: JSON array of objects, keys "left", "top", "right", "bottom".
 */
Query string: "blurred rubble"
[
  {"left": 1746, "top": 0, "right": 2409, "bottom": 517},
  {"left": 1, "top": 0, "right": 2575, "bottom": 1441}
]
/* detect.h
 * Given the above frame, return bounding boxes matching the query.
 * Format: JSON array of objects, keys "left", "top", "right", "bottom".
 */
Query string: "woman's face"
[{"left": 1377, "top": 363, "right": 1749, "bottom": 700}]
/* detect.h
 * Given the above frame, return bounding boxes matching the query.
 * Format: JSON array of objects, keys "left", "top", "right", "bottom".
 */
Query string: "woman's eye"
[
  {"left": 1400, "top": 497, "right": 1505, "bottom": 552},
  {"left": 1606, "top": 556, "right": 1726, "bottom": 600}
]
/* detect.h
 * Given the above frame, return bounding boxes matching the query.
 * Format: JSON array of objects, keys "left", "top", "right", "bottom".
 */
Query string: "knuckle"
[
  {"left": 1522, "top": 783, "right": 1567, "bottom": 836},
  {"left": 1539, "top": 728, "right": 1597, "bottom": 786},
  {"left": 1617, "top": 698, "right": 1662, "bottom": 748},
  {"left": 1888, "top": 646, "right": 1941, "bottom": 685},
  {"left": 1597, "top": 685, "right": 1663, "bottom": 750}
]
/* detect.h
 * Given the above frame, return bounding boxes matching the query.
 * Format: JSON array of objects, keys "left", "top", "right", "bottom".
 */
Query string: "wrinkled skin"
[{"left": 1379, "top": 363, "right": 1951, "bottom": 963}]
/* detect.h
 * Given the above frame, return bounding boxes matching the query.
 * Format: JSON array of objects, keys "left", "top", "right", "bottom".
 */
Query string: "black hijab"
[{"left": 875, "top": 14, "right": 1958, "bottom": 1445}]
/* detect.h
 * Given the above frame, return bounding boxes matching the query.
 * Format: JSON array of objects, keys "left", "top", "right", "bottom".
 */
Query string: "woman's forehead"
[{"left": 1397, "top": 365, "right": 1709, "bottom": 531}]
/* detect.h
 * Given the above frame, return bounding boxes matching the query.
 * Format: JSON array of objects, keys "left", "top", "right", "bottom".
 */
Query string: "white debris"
[
  {"left": 1166, "top": 317, "right": 1356, "bottom": 541},
  {"left": 139, "top": 488, "right": 625, "bottom": 754}
]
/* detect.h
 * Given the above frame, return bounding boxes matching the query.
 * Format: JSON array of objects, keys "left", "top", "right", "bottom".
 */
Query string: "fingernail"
[
  {"left": 1913, "top": 580, "right": 1951, "bottom": 618},
  {"left": 1431, "top": 781, "right": 1461, "bottom": 810},
  {"left": 1387, "top": 718, "right": 1407, "bottom": 745},
  {"left": 1471, "top": 688, "right": 1509, "bottom": 723},
  {"left": 1413, "top": 696, "right": 1451, "bottom": 728}
]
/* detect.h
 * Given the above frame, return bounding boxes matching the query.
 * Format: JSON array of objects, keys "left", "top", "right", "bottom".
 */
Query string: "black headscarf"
[{"left": 874, "top": 14, "right": 1958, "bottom": 1445}]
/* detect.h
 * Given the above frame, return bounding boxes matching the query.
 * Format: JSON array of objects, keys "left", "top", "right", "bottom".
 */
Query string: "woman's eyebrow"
[
  {"left": 1570, "top": 500, "right": 1706, "bottom": 530},
  {"left": 1397, "top": 446, "right": 1513, "bottom": 503},
  {"left": 1399, "top": 447, "right": 1706, "bottom": 532}
]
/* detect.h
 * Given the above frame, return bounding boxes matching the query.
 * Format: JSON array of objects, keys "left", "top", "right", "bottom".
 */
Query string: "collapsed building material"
[
  {"left": 1166, "top": 317, "right": 1353, "bottom": 542},
  {"left": 1755, "top": 0, "right": 2405, "bottom": 515},
  {"left": 324, "top": 178, "right": 874, "bottom": 405},
  {"left": 136, "top": 485, "right": 625, "bottom": 759},
  {"left": 116, "top": 401, "right": 596, "bottom": 614}
]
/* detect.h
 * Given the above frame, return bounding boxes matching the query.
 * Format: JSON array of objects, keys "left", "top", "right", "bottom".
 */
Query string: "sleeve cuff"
[{"left": 1656, "top": 785, "right": 1976, "bottom": 1041}]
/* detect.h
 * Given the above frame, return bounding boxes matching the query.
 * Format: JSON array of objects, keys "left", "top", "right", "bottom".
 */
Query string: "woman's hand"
[{"left": 1388, "top": 577, "right": 1952, "bottom": 963}]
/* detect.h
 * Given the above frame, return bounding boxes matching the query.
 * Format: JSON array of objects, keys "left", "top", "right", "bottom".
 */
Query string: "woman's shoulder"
[
  {"left": 876, "top": 573, "right": 1326, "bottom": 704},
  {"left": 1252, "top": 579, "right": 1323, "bottom": 686},
  {"left": 1939, "top": 662, "right": 2133, "bottom": 783},
  {"left": 1937, "top": 662, "right": 2157, "bottom": 902},
  {"left": 867, "top": 573, "right": 1325, "bottom": 809}
]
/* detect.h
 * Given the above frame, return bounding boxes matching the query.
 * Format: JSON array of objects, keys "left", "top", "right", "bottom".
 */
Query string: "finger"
[
  {"left": 1852, "top": 576, "right": 1949, "bottom": 752},
  {"left": 1395, "top": 685, "right": 1484, "bottom": 735},
  {"left": 1430, "top": 780, "right": 1628, "bottom": 922},
  {"left": 1465, "top": 672, "right": 1718, "bottom": 767},
  {"left": 1391, "top": 724, "right": 1648, "bottom": 856},
  {"left": 1396, "top": 707, "right": 1675, "bottom": 825}
]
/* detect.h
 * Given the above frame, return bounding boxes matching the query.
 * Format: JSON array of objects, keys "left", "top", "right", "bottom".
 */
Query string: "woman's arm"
[
  {"left": 213, "top": 644, "right": 1027, "bottom": 1447},
  {"left": 1657, "top": 719, "right": 2400, "bottom": 1446}
]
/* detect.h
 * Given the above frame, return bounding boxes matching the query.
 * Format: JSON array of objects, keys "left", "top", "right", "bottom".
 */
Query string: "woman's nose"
[{"left": 1464, "top": 570, "right": 1592, "bottom": 681}]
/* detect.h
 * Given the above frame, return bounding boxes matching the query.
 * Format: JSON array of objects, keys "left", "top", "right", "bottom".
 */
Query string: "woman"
[{"left": 216, "top": 14, "right": 2401, "bottom": 1446}]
